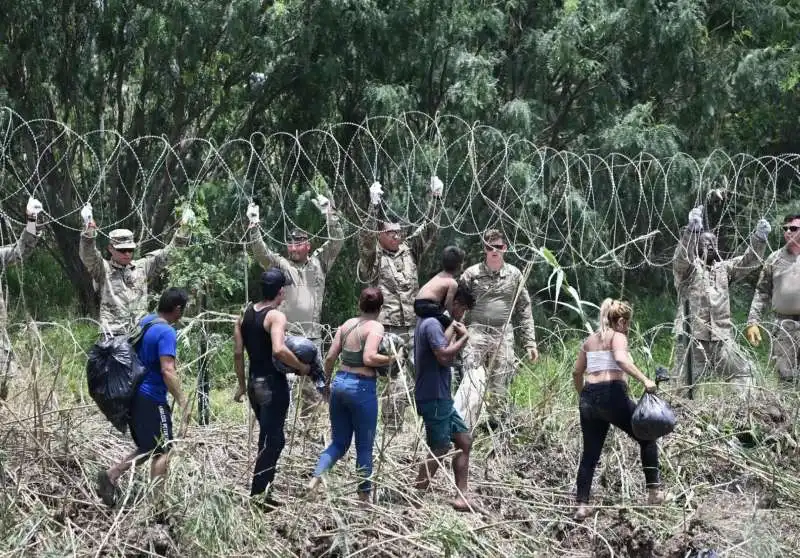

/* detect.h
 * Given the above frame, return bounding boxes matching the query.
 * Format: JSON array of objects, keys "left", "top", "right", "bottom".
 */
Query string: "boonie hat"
[{"left": 109, "top": 229, "right": 136, "bottom": 250}]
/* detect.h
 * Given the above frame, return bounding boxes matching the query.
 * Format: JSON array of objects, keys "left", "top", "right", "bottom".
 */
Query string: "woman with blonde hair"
[{"left": 572, "top": 298, "right": 664, "bottom": 521}]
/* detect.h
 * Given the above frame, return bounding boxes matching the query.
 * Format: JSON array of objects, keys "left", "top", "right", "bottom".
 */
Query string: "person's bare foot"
[
  {"left": 573, "top": 503, "right": 593, "bottom": 521},
  {"left": 450, "top": 497, "right": 472, "bottom": 512},
  {"left": 307, "top": 476, "right": 322, "bottom": 492}
]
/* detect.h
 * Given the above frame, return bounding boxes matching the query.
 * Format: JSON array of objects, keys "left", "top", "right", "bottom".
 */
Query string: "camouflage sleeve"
[
  {"left": 142, "top": 228, "right": 190, "bottom": 280},
  {"left": 0, "top": 223, "right": 39, "bottom": 268},
  {"left": 458, "top": 266, "right": 476, "bottom": 291},
  {"left": 408, "top": 198, "right": 441, "bottom": 263},
  {"left": 79, "top": 230, "right": 106, "bottom": 283},
  {"left": 747, "top": 255, "right": 774, "bottom": 324},
  {"left": 673, "top": 228, "right": 697, "bottom": 282},
  {"left": 316, "top": 211, "right": 345, "bottom": 274},
  {"left": 511, "top": 272, "right": 537, "bottom": 351},
  {"left": 726, "top": 234, "right": 767, "bottom": 282},
  {"left": 249, "top": 227, "right": 290, "bottom": 271},
  {"left": 357, "top": 204, "right": 379, "bottom": 283}
]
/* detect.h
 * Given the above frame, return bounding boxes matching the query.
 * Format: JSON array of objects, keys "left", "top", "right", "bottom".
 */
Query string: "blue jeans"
[{"left": 313, "top": 371, "right": 378, "bottom": 492}]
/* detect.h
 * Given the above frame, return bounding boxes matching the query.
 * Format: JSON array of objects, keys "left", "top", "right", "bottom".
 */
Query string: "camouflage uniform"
[
  {"left": 747, "top": 247, "right": 800, "bottom": 382},
  {"left": 0, "top": 223, "right": 40, "bottom": 398},
  {"left": 673, "top": 229, "right": 766, "bottom": 395},
  {"left": 459, "top": 262, "right": 537, "bottom": 419},
  {"left": 249, "top": 212, "right": 344, "bottom": 424},
  {"left": 79, "top": 229, "right": 189, "bottom": 336},
  {"left": 357, "top": 202, "right": 440, "bottom": 431}
]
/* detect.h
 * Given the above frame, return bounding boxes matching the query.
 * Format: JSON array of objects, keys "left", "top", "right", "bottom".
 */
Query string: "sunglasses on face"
[
  {"left": 485, "top": 243, "right": 505, "bottom": 252},
  {"left": 783, "top": 225, "right": 800, "bottom": 233},
  {"left": 116, "top": 248, "right": 134, "bottom": 254}
]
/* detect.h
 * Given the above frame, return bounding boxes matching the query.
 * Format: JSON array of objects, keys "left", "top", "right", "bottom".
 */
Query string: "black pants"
[
  {"left": 576, "top": 381, "right": 660, "bottom": 502},
  {"left": 414, "top": 298, "right": 453, "bottom": 329},
  {"left": 248, "top": 375, "right": 290, "bottom": 497}
]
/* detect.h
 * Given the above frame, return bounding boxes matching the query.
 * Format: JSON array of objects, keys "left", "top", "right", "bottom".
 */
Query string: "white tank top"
[{"left": 585, "top": 350, "right": 621, "bottom": 374}]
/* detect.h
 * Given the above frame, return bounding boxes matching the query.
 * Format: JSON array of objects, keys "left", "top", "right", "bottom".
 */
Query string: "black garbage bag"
[
  {"left": 631, "top": 392, "right": 677, "bottom": 440},
  {"left": 273, "top": 336, "right": 326, "bottom": 392},
  {"left": 375, "top": 333, "right": 407, "bottom": 377},
  {"left": 86, "top": 336, "right": 146, "bottom": 433}
]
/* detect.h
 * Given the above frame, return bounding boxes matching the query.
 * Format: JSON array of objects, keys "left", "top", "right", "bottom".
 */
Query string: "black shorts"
[{"left": 129, "top": 393, "right": 173, "bottom": 455}]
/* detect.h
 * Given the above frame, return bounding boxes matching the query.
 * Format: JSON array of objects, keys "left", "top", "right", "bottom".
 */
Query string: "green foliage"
[{"left": 0, "top": 0, "right": 798, "bottom": 320}]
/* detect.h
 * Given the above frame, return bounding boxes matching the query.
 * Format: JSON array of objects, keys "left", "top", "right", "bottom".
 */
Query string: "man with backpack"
[{"left": 96, "top": 287, "right": 190, "bottom": 507}]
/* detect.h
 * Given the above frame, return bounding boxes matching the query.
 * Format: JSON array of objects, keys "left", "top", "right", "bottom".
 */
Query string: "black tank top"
[{"left": 241, "top": 304, "right": 279, "bottom": 379}]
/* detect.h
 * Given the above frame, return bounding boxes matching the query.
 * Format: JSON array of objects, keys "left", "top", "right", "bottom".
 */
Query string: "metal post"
[{"left": 197, "top": 291, "right": 210, "bottom": 425}]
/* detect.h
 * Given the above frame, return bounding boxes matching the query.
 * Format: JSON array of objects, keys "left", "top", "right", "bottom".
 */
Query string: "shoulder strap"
[
  {"left": 341, "top": 319, "right": 366, "bottom": 346},
  {"left": 129, "top": 317, "right": 168, "bottom": 348}
]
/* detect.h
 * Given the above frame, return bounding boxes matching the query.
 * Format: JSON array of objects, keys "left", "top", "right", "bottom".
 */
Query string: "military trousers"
[
  {"left": 380, "top": 325, "right": 415, "bottom": 433},
  {"left": 772, "top": 318, "right": 800, "bottom": 383},
  {"left": 675, "top": 338, "right": 753, "bottom": 398},
  {"left": 287, "top": 338, "right": 325, "bottom": 438},
  {"left": 465, "top": 324, "right": 516, "bottom": 421}
]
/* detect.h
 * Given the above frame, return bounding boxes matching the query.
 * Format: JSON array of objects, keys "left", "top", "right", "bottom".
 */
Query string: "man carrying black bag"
[{"left": 95, "top": 288, "right": 189, "bottom": 507}]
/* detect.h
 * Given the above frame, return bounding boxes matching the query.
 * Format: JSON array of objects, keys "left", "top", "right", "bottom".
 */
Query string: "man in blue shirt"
[
  {"left": 96, "top": 287, "right": 189, "bottom": 507},
  {"left": 413, "top": 283, "right": 475, "bottom": 511}
]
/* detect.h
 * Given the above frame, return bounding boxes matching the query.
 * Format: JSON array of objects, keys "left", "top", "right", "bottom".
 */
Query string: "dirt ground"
[{"left": 2, "top": 378, "right": 799, "bottom": 557}]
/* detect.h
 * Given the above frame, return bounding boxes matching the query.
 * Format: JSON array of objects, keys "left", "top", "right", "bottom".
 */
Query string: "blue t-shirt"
[
  {"left": 136, "top": 314, "right": 177, "bottom": 404},
  {"left": 414, "top": 317, "right": 451, "bottom": 403}
]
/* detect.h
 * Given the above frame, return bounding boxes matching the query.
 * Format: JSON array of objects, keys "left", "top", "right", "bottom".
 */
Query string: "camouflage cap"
[{"left": 109, "top": 229, "right": 136, "bottom": 250}]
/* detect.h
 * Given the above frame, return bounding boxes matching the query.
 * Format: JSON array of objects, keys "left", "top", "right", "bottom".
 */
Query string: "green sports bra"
[{"left": 340, "top": 320, "right": 368, "bottom": 368}]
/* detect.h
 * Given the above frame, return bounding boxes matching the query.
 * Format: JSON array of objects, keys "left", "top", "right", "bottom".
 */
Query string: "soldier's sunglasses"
[
  {"left": 782, "top": 225, "right": 800, "bottom": 233},
  {"left": 485, "top": 243, "right": 505, "bottom": 251},
  {"left": 116, "top": 248, "right": 135, "bottom": 254}
]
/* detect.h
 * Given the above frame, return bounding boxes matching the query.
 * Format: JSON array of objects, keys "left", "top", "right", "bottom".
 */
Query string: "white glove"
[
  {"left": 312, "top": 194, "right": 332, "bottom": 215},
  {"left": 181, "top": 206, "right": 196, "bottom": 226},
  {"left": 246, "top": 201, "right": 260, "bottom": 225},
  {"left": 687, "top": 205, "right": 703, "bottom": 233},
  {"left": 80, "top": 203, "right": 94, "bottom": 226},
  {"left": 369, "top": 181, "right": 383, "bottom": 206},
  {"left": 754, "top": 218, "right": 771, "bottom": 241},
  {"left": 26, "top": 197, "right": 43, "bottom": 219},
  {"left": 429, "top": 175, "right": 444, "bottom": 197}
]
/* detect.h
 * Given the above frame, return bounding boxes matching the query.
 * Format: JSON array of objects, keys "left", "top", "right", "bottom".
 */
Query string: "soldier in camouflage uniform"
[
  {"left": 672, "top": 206, "right": 770, "bottom": 396},
  {"left": 246, "top": 195, "right": 344, "bottom": 427},
  {"left": 0, "top": 197, "right": 44, "bottom": 400},
  {"left": 746, "top": 213, "right": 800, "bottom": 383},
  {"left": 357, "top": 178, "right": 443, "bottom": 431},
  {"left": 459, "top": 229, "right": 538, "bottom": 423},
  {"left": 79, "top": 203, "right": 193, "bottom": 337}
]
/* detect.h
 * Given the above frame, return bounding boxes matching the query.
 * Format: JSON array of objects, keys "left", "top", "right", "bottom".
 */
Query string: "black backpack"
[{"left": 86, "top": 318, "right": 167, "bottom": 433}]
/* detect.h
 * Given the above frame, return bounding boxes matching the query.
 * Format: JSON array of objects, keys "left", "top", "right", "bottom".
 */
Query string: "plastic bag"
[
  {"left": 453, "top": 355, "right": 486, "bottom": 430},
  {"left": 631, "top": 392, "right": 677, "bottom": 440},
  {"left": 375, "top": 332, "right": 406, "bottom": 377},
  {"left": 86, "top": 336, "right": 146, "bottom": 433},
  {"left": 273, "top": 336, "right": 325, "bottom": 392}
]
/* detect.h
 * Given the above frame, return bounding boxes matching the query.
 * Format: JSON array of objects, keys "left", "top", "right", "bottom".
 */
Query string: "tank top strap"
[{"left": 341, "top": 319, "right": 367, "bottom": 347}]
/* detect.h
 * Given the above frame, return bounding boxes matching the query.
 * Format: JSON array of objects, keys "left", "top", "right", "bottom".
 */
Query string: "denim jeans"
[
  {"left": 313, "top": 371, "right": 378, "bottom": 492},
  {"left": 576, "top": 381, "right": 660, "bottom": 502}
]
